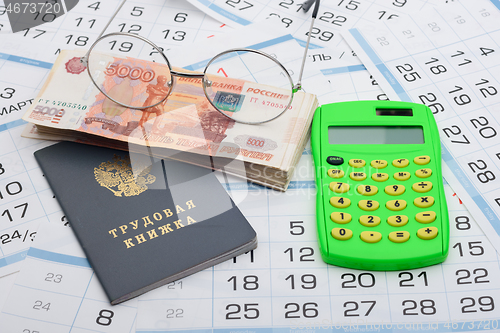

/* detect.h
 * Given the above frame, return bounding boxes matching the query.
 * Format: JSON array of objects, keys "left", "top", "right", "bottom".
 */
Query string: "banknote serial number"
[{"left": 38, "top": 99, "right": 88, "bottom": 110}]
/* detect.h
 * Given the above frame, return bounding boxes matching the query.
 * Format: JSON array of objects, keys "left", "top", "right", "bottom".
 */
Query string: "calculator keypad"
[{"left": 324, "top": 155, "right": 440, "bottom": 246}]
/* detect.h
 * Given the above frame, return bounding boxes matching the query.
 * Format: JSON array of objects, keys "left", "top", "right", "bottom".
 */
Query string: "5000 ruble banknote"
[{"left": 23, "top": 50, "right": 318, "bottom": 190}]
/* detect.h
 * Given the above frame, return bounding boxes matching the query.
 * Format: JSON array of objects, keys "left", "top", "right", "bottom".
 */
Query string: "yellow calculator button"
[
  {"left": 331, "top": 228, "right": 353, "bottom": 240},
  {"left": 386, "top": 200, "right": 407, "bottom": 211},
  {"left": 414, "top": 196, "right": 434, "bottom": 208},
  {"left": 389, "top": 231, "right": 410, "bottom": 243},
  {"left": 371, "top": 160, "right": 388, "bottom": 169},
  {"left": 414, "top": 155, "right": 431, "bottom": 165},
  {"left": 328, "top": 169, "right": 345, "bottom": 178},
  {"left": 394, "top": 171, "right": 411, "bottom": 181},
  {"left": 417, "top": 226, "right": 438, "bottom": 240},
  {"left": 415, "top": 168, "right": 432, "bottom": 178},
  {"left": 349, "top": 159, "right": 366, "bottom": 168},
  {"left": 330, "top": 182, "right": 350, "bottom": 193},
  {"left": 358, "top": 200, "right": 380, "bottom": 211},
  {"left": 359, "top": 215, "right": 381, "bottom": 227},
  {"left": 330, "top": 197, "right": 351, "bottom": 208},
  {"left": 384, "top": 184, "right": 405, "bottom": 196},
  {"left": 350, "top": 172, "right": 367, "bottom": 181},
  {"left": 387, "top": 215, "right": 409, "bottom": 227},
  {"left": 357, "top": 185, "right": 378, "bottom": 196},
  {"left": 392, "top": 159, "right": 409, "bottom": 168},
  {"left": 360, "top": 231, "right": 382, "bottom": 243},
  {"left": 412, "top": 181, "right": 433, "bottom": 193},
  {"left": 372, "top": 173, "right": 389, "bottom": 182},
  {"left": 330, "top": 212, "right": 352, "bottom": 224},
  {"left": 415, "top": 211, "right": 436, "bottom": 224}
]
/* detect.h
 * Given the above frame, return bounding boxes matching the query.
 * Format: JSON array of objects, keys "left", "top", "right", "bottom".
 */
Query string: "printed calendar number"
[
  {"left": 21, "top": 28, "right": 46, "bottom": 39},
  {"left": 268, "top": 13, "right": 293, "bottom": 28},
  {"left": 402, "top": 299, "right": 437, "bottom": 315},
  {"left": 1, "top": 229, "right": 36, "bottom": 244},
  {"left": 337, "top": 0, "right": 360, "bottom": 11},
  {"left": 456, "top": 268, "right": 489, "bottom": 285},
  {"left": 166, "top": 308, "right": 184, "bottom": 318},
  {"left": 228, "top": 275, "right": 259, "bottom": 290},
  {"left": 232, "top": 249, "right": 255, "bottom": 264},
  {"left": 32, "top": 300, "right": 51, "bottom": 311},
  {"left": 44, "top": 273, "right": 63, "bottom": 283},
  {"left": 130, "top": 6, "right": 144, "bottom": 16},
  {"left": 225, "top": 0, "right": 254, "bottom": 11},
  {"left": 226, "top": 303, "right": 260, "bottom": 319},
  {"left": 341, "top": 273, "right": 376, "bottom": 288},
  {"left": 284, "top": 302, "right": 318, "bottom": 319},
  {"left": 461, "top": 296, "right": 495, "bottom": 313},
  {"left": 285, "top": 274, "right": 316, "bottom": 290},
  {"left": 306, "top": 27, "right": 334, "bottom": 42},
  {"left": 284, "top": 247, "right": 315, "bottom": 262},
  {"left": 289, "top": 220, "right": 305, "bottom": 235},
  {"left": 0, "top": 87, "right": 15, "bottom": 99},
  {"left": 117, "top": 23, "right": 142, "bottom": 34},
  {"left": 398, "top": 271, "right": 429, "bottom": 287},
  {"left": 64, "top": 35, "right": 90, "bottom": 46},
  {"left": 167, "top": 281, "right": 183, "bottom": 289},
  {"left": 96, "top": 309, "right": 114, "bottom": 326},
  {"left": 318, "top": 12, "right": 347, "bottom": 27},
  {"left": 468, "top": 160, "right": 496, "bottom": 184},
  {"left": 0, "top": 180, "right": 23, "bottom": 199},
  {"left": 395, "top": 63, "right": 421, "bottom": 82},
  {"left": 1, "top": 202, "right": 28, "bottom": 223},
  {"left": 455, "top": 215, "right": 471, "bottom": 230},
  {"left": 343, "top": 300, "right": 376, "bottom": 317},
  {"left": 278, "top": 0, "right": 303, "bottom": 12},
  {"left": 88, "top": 2, "right": 101, "bottom": 11},
  {"left": 75, "top": 17, "right": 96, "bottom": 29},
  {"left": 442, "top": 125, "right": 471, "bottom": 145},
  {"left": 452, "top": 241, "right": 485, "bottom": 257},
  {"left": 470, "top": 116, "right": 497, "bottom": 139},
  {"left": 418, "top": 92, "right": 445, "bottom": 114}
]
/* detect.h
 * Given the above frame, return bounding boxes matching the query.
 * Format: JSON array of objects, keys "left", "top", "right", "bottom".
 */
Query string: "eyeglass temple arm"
[
  {"left": 293, "top": 0, "right": 320, "bottom": 93},
  {"left": 80, "top": 0, "right": 128, "bottom": 65}
]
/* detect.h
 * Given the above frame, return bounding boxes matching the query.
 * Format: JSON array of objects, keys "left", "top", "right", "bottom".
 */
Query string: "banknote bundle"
[{"left": 22, "top": 50, "right": 318, "bottom": 191}]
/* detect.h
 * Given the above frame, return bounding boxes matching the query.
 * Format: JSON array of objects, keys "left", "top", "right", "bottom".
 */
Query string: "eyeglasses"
[{"left": 80, "top": 0, "right": 320, "bottom": 125}]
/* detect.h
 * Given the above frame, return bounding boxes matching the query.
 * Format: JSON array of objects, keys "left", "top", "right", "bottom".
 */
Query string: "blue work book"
[{"left": 34, "top": 141, "right": 257, "bottom": 304}]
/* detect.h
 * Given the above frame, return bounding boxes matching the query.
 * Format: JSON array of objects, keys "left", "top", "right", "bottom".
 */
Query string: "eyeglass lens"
[{"left": 87, "top": 33, "right": 294, "bottom": 124}]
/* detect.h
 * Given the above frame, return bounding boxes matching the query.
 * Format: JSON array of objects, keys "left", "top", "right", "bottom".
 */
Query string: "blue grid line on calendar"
[
  {"left": 27, "top": 247, "right": 91, "bottom": 268},
  {"left": 0, "top": 250, "right": 28, "bottom": 268},
  {"left": 0, "top": 53, "right": 53, "bottom": 69},
  {"left": 0, "top": 119, "right": 27, "bottom": 133},
  {"left": 491, "top": 0, "right": 500, "bottom": 10},
  {"left": 320, "top": 64, "right": 366, "bottom": 76}
]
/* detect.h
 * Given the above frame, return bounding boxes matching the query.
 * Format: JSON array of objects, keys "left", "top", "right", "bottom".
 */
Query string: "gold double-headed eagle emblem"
[{"left": 94, "top": 154, "right": 156, "bottom": 197}]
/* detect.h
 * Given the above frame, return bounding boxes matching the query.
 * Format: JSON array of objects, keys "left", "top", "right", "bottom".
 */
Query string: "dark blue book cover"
[{"left": 34, "top": 141, "right": 257, "bottom": 304}]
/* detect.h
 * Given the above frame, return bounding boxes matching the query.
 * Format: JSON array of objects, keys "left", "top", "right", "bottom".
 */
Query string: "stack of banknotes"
[{"left": 22, "top": 50, "right": 318, "bottom": 191}]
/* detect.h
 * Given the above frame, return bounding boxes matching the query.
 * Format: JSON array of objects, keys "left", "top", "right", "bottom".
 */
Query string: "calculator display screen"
[{"left": 328, "top": 126, "right": 424, "bottom": 144}]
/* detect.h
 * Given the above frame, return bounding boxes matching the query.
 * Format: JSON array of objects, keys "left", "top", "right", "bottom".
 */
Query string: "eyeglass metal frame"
[{"left": 80, "top": 0, "right": 320, "bottom": 125}]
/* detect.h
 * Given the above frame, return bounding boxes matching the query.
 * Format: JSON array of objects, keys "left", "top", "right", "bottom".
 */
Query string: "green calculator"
[{"left": 311, "top": 101, "right": 449, "bottom": 271}]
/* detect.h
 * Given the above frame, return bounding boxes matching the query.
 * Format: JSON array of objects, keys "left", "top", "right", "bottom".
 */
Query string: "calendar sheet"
[
  {"left": 0, "top": 222, "right": 138, "bottom": 332},
  {"left": 2, "top": 167, "right": 500, "bottom": 332},
  {"left": 343, "top": 0, "right": 500, "bottom": 254},
  {"left": 1, "top": 0, "right": 500, "bottom": 331},
  {"left": 185, "top": 0, "right": 452, "bottom": 49}
]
